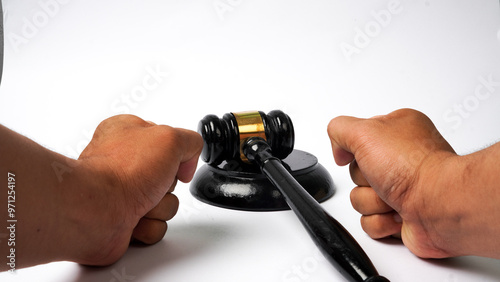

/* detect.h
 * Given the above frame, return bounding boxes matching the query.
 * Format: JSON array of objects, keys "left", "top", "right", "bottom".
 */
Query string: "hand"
[
  {"left": 69, "top": 115, "right": 202, "bottom": 265},
  {"left": 327, "top": 109, "right": 459, "bottom": 258},
  {"left": 0, "top": 114, "right": 203, "bottom": 270}
]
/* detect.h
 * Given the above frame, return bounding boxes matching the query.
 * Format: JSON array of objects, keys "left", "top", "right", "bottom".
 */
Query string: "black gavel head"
[{"left": 198, "top": 110, "right": 295, "bottom": 165}]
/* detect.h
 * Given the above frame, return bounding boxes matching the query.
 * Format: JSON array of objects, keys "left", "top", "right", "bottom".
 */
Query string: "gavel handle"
[{"left": 243, "top": 138, "right": 389, "bottom": 282}]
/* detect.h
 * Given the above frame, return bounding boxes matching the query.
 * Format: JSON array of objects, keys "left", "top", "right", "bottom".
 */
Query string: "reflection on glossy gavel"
[{"left": 199, "top": 110, "right": 389, "bottom": 282}]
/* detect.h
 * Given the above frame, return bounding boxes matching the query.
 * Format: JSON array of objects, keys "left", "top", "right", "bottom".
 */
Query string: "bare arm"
[
  {"left": 327, "top": 108, "right": 500, "bottom": 259},
  {"left": 0, "top": 115, "right": 202, "bottom": 270},
  {"left": 1, "top": 124, "right": 75, "bottom": 269}
]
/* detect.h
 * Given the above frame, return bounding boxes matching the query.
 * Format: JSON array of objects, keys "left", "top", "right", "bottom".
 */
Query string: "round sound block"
[{"left": 190, "top": 149, "right": 335, "bottom": 211}]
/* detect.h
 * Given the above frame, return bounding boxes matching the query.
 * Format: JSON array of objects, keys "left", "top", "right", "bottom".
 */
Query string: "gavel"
[{"left": 196, "top": 110, "right": 389, "bottom": 282}]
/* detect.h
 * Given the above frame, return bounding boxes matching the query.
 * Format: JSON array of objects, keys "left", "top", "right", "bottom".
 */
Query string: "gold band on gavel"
[{"left": 232, "top": 111, "right": 267, "bottom": 163}]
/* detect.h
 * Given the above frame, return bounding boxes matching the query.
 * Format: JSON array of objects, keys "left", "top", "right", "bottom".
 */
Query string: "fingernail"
[{"left": 393, "top": 213, "right": 403, "bottom": 223}]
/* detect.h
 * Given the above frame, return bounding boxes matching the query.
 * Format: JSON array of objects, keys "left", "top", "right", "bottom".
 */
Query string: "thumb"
[
  {"left": 177, "top": 154, "right": 200, "bottom": 183},
  {"left": 170, "top": 128, "right": 203, "bottom": 183},
  {"left": 327, "top": 115, "right": 368, "bottom": 166}
]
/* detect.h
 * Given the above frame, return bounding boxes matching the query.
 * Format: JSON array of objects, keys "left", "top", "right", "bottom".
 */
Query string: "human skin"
[
  {"left": 327, "top": 108, "right": 500, "bottom": 259},
  {"left": 0, "top": 115, "right": 203, "bottom": 270}
]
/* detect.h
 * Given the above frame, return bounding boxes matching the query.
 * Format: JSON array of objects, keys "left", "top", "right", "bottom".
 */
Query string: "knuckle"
[
  {"left": 391, "top": 108, "right": 422, "bottom": 119},
  {"left": 156, "top": 125, "right": 182, "bottom": 146}
]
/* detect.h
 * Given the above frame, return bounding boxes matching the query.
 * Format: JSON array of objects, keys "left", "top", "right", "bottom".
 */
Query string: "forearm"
[
  {"left": 428, "top": 142, "right": 500, "bottom": 258},
  {"left": 0, "top": 125, "right": 79, "bottom": 270},
  {"left": 0, "top": 116, "right": 203, "bottom": 271},
  {"left": 459, "top": 142, "right": 500, "bottom": 258}
]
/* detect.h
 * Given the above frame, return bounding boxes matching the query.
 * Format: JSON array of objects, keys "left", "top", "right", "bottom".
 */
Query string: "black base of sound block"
[{"left": 190, "top": 149, "right": 335, "bottom": 211}]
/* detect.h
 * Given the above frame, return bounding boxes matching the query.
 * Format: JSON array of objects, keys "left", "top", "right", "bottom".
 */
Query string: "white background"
[{"left": 1, "top": 0, "right": 500, "bottom": 281}]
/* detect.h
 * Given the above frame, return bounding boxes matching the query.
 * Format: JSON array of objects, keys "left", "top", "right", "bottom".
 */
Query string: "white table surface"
[{"left": 1, "top": 0, "right": 500, "bottom": 281}]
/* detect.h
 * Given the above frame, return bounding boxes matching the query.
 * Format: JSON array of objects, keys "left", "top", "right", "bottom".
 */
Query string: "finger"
[
  {"left": 360, "top": 212, "right": 403, "bottom": 239},
  {"left": 350, "top": 186, "right": 393, "bottom": 215},
  {"left": 349, "top": 160, "right": 370, "bottom": 186},
  {"left": 144, "top": 193, "right": 179, "bottom": 221},
  {"left": 132, "top": 217, "right": 168, "bottom": 245},
  {"left": 327, "top": 116, "right": 367, "bottom": 166}
]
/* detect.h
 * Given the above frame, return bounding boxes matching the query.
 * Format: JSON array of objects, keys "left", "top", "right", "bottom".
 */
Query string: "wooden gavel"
[{"left": 198, "top": 110, "right": 389, "bottom": 282}]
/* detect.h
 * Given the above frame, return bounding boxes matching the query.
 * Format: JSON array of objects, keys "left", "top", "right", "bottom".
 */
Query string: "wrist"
[
  {"left": 449, "top": 147, "right": 500, "bottom": 258},
  {"left": 59, "top": 159, "right": 134, "bottom": 265},
  {"left": 419, "top": 150, "right": 499, "bottom": 258},
  {"left": 413, "top": 151, "right": 465, "bottom": 256}
]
